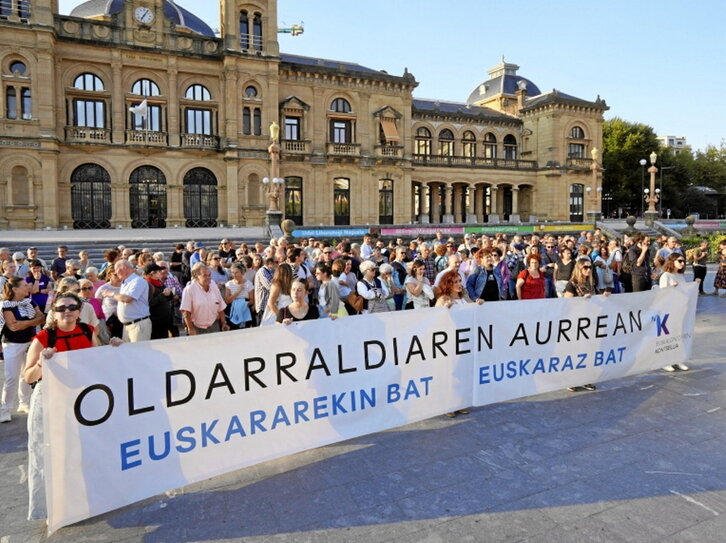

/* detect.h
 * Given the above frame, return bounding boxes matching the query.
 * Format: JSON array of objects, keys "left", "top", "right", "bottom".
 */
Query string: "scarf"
[{"left": 0, "top": 298, "right": 35, "bottom": 332}]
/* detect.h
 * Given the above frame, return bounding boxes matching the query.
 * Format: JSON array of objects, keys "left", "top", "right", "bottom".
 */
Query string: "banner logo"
[{"left": 652, "top": 314, "right": 670, "bottom": 336}]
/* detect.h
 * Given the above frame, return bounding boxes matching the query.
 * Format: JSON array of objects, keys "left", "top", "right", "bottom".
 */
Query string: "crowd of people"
[{"left": 0, "top": 230, "right": 725, "bottom": 519}]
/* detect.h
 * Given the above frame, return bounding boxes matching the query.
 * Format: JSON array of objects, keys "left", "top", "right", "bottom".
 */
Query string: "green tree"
[{"left": 602, "top": 118, "right": 661, "bottom": 217}]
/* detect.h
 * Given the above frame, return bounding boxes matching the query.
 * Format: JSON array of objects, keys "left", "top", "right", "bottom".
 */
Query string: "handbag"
[{"left": 345, "top": 291, "right": 365, "bottom": 314}]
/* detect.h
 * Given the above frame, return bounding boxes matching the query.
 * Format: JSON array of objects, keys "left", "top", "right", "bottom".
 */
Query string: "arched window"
[
  {"left": 333, "top": 178, "right": 350, "bottom": 225},
  {"left": 462, "top": 130, "right": 476, "bottom": 158},
  {"left": 70, "top": 164, "right": 112, "bottom": 229},
  {"left": 242, "top": 84, "right": 262, "bottom": 136},
  {"left": 285, "top": 176, "right": 303, "bottom": 225},
  {"left": 129, "top": 166, "right": 167, "bottom": 228},
  {"left": 439, "top": 129, "right": 455, "bottom": 156},
  {"left": 131, "top": 79, "right": 160, "bottom": 96},
  {"left": 379, "top": 179, "right": 394, "bottom": 224},
  {"left": 570, "top": 126, "right": 585, "bottom": 139},
  {"left": 569, "top": 183, "right": 584, "bottom": 222},
  {"left": 129, "top": 78, "right": 163, "bottom": 133},
  {"left": 183, "top": 168, "right": 218, "bottom": 227},
  {"left": 185, "top": 84, "right": 211, "bottom": 101},
  {"left": 330, "top": 98, "right": 351, "bottom": 113},
  {"left": 415, "top": 127, "right": 432, "bottom": 156},
  {"left": 239, "top": 10, "right": 249, "bottom": 49},
  {"left": 73, "top": 73, "right": 104, "bottom": 91},
  {"left": 252, "top": 13, "right": 263, "bottom": 51},
  {"left": 9, "top": 61, "right": 26, "bottom": 74},
  {"left": 503, "top": 134, "right": 517, "bottom": 160},
  {"left": 245, "top": 85, "right": 258, "bottom": 98},
  {"left": 483, "top": 133, "right": 497, "bottom": 160}
]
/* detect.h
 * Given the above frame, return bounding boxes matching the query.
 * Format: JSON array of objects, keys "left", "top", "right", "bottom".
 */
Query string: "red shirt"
[
  {"left": 34, "top": 325, "right": 95, "bottom": 352},
  {"left": 517, "top": 270, "right": 545, "bottom": 299}
]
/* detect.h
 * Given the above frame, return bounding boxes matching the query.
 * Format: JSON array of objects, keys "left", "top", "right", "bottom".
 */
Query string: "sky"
[{"left": 58, "top": 0, "right": 725, "bottom": 152}]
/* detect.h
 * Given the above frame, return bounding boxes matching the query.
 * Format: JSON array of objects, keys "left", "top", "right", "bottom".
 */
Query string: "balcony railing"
[
  {"left": 327, "top": 142, "right": 361, "bottom": 156},
  {"left": 375, "top": 144, "right": 403, "bottom": 158},
  {"left": 566, "top": 157, "right": 594, "bottom": 169},
  {"left": 126, "top": 130, "right": 168, "bottom": 146},
  {"left": 281, "top": 139, "right": 311, "bottom": 154},
  {"left": 64, "top": 126, "right": 111, "bottom": 144},
  {"left": 412, "top": 154, "right": 537, "bottom": 170},
  {"left": 181, "top": 133, "right": 219, "bottom": 150}
]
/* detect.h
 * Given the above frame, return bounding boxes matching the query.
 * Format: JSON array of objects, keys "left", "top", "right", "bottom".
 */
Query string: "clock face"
[{"left": 134, "top": 7, "right": 155, "bottom": 24}]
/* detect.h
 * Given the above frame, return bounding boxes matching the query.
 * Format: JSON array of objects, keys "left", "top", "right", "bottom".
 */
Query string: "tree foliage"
[{"left": 603, "top": 118, "right": 725, "bottom": 218}]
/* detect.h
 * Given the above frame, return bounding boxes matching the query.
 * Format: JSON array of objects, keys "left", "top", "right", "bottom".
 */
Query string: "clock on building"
[{"left": 134, "top": 7, "right": 155, "bottom": 24}]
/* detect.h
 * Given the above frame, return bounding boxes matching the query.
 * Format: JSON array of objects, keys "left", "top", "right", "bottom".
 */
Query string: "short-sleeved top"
[
  {"left": 35, "top": 324, "right": 95, "bottom": 352},
  {"left": 26, "top": 274, "right": 52, "bottom": 309},
  {"left": 564, "top": 280, "right": 596, "bottom": 297},
  {"left": 517, "top": 270, "right": 545, "bottom": 300},
  {"left": 1, "top": 301, "right": 39, "bottom": 343},
  {"left": 118, "top": 273, "right": 150, "bottom": 323},
  {"left": 180, "top": 281, "right": 227, "bottom": 328},
  {"left": 277, "top": 304, "right": 319, "bottom": 323}
]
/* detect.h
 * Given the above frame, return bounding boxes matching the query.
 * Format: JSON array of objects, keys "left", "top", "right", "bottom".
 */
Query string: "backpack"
[
  {"left": 434, "top": 255, "right": 448, "bottom": 273},
  {"left": 47, "top": 322, "right": 93, "bottom": 349}
]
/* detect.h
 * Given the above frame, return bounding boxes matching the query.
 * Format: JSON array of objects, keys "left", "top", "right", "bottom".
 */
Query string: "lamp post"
[
  {"left": 263, "top": 121, "right": 285, "bottom": 238},
  {"left": 639, "top": 158, "right": 647, "bottom": 217},
  {"left": 659, "top": 165, "right": 675, "bottom": 218},
  {"left": 586, "top": 147, "right": 602, "bottom": 226},
  {"left": 644, "top": 152, "right": 659, "bottom": 227}
]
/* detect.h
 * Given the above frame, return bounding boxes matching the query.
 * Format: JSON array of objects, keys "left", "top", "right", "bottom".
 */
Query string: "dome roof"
[
  {"left": 466, "top": 60, "right": 541, "bottom": 106},
  {"left": 70, "top": 0, "right": 215, "bottom": 37}
]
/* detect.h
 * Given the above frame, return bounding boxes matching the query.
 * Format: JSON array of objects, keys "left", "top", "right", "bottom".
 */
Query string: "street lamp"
[
  {"left": 639, "top": 158, "right": 647, "bottom": 216},
  {"left": 643, "top": 152, "right": 660, "bottom": 226},
  {"left": 659, "top": 165, "right": 675, "bottom": 218}
]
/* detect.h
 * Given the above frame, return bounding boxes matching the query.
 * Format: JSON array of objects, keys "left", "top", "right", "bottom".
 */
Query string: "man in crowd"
[
  {"left": 180, "top": 263, "right": 229, "bottom": 335},
  {"left": 627, "top": 234, "right": 652, "bottom": 292},
  {"left": 254, "top": 256, "right": 276, "bottom": 326},
  {"left": 106, "top": 259, "right": 151, "bottom": 342},
  {"left": 50, "top": 245, "right": 68, "bottom": 281}
]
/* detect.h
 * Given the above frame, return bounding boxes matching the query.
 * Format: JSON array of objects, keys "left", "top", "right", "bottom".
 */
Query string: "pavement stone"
[{"left": 0, "top": 290, "right": 725, "bottom": 542}]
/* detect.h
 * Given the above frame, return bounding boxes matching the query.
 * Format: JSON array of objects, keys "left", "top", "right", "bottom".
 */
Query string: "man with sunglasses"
[{"left": 541, "top": 242, "right": 559, "bottom": 298}]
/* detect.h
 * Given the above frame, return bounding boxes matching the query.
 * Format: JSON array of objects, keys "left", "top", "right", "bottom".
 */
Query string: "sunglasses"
[
  {"left": 582, "top": 265, "right": 592, "bottom": 270},
  {"left": 676, "top": 259, "right": 685, "bottom": 263},
  {"left": 80, "top": 286, "right": 93, "bottom": 291},
  {"left": 53, "top": 304, "right": 81, "bottom": 312}
]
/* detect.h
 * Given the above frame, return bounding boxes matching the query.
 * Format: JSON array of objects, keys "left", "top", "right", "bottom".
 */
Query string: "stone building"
[{"left": 0, "top": 0, "right": 607, "bottom": 230}]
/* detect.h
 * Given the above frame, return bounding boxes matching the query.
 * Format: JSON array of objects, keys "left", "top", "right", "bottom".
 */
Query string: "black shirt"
[{"left": 481, "top": 269, "right": 500, "bottom": 301}]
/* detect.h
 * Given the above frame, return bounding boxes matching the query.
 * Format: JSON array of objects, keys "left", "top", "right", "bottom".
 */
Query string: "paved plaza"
[{"left": 0, "top": 242, "right": 724, "bottom": 542}]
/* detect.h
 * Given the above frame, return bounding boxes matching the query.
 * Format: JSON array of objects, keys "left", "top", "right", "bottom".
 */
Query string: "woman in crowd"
[
  {"left": 691, "top": 240, "right": 709, "bottom": 295},
  {"left": 516, "top": 254, "right": 545, "bottom": 300},
  {"left": 84, "top": 267, "right": 105, "bottom": 297},
  {"left": 224, "top": 262, "right": 254, "bottom": 329},
  {"left": 405, "top": 259, "right": 434, "bottom": 310},
  {"left": 378, "top": 263, "right": 398, "bottom": 311},
  {"left": 261, "top": 263, "right": 293, "bottom": 325},
  {"left": 98, "top": 249, "right": 119, "bottom": 279},
  {"left": 206, "top": 251, "right": 229, "bottom": 293},
  {"left": 332, "top": 258, "right": 356, "bottom": 315},
  {"left": 45, "top": 278, "right": 100, "bottom": 330},
  {"left": 314, "top": 262, "right": 345, "bottom": 318},
  {"left": 593, "top": 245, "right": 613, "bottom": 294},
  {"left": 0, "top": 260, "right": 17, "bottom": 291},
  {"left": 554, "top": 246, "right": 575, "bottom": 298},
  {"left": 659, "top": 253, "right": 689, "bottom": 371},
  {"left": 23, "top": 292, "right": 122, "bottom": 520},
  {"left": 277, "top": 278, "right": 320, "bottom": 324},
  {"left": 357, "top": 261, "right": 390, "bottom": 314},
  {"left": 25, "top": 260, "right": 53, "bottom": 313},
  {"left": 563, "top": 258, "right": 600, "bottom": 391},
  {"left": 79, "top": 278, "right": 104, "bottom": 323},
  {"left": 491, "top": 248, "right": 511, "bottom": 300},
  {"left": 95, "top": 267, "right": 123, "bottom": 339},
  {"left": 0, "top": 278, "right": 45, "bottom": 423},
  {"left": 607, "top": 239, "right": 624, "bottom": 293}
]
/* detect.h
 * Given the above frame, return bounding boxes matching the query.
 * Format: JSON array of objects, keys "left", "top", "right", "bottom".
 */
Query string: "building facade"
[{"left": 0, "top": 0, "right": 607, "bottom": 230}]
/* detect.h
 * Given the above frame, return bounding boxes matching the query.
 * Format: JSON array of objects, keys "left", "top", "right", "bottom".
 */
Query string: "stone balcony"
[
  {"left": 125, "top": 130, "right": 168, "bottom": 146},
  {"left": 327, "top": 142, "right": 361, "bottom": 156},
  {"left": 375, "top": 144, "right": 403, "bottom": 158},
  {"left": 180, "top": 133, "right": 219, "bottom": 150},
  {"left": 412, "top": 154, "right": 537, "bottom": 170},
  {"left": 64, "top": 126, "right": 111, "bottom": 144},
  {"left": 566, "top": 157, "right": 594, "bottom": 169},
  {"left": 281, "top": 139, "right": 311, "bottom": 154}
]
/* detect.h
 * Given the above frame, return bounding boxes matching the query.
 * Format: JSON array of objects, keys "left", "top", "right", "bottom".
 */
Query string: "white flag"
[{"left": 128, "top": 99, "right": 148, "bottom": 118}]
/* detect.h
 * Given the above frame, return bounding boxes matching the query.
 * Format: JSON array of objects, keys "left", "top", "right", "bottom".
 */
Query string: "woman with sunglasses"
[
  {"left": 658, "top": 253, "right": 691, "bottom": 372},
  {"left": 0, "top": 278, "right": 45, "bottom": 423},
  {"left": 23, "top": 292, "right": 122, "bottom": 520},
  {"left": 564, "top": 258, "right": 601, "bottom": 392}
]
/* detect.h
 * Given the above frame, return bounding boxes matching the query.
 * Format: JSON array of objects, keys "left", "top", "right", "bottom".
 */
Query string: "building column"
[
  {"left": 509, "top": 187, "right": 521, "bottom": 224},
  {"left": 489, "top": 185, "right": 500, "bottom": 224},
  {"left": 111, "top": 182, "right": 131, "bottom": 228},
  {"left": 418, "top": 182, "right": 430, "bottom": 223},
  {"left": 467, "top": 184, "right": 478, "bottom": 223},
  {"left": 167, "top": 185, "right": 184, "bottom": 226},
  {"left": 111, "top": 59, "right": 124, "bottom": 144},
  {"left": 443, "top": 183, "right": 454, "bottom": 223}
]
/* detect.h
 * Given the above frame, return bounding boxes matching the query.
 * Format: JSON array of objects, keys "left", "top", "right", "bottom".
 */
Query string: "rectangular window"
[
  {"left": 285, "top": 117, "right": 300, "bottom": 140},
  {"left": 568, "top": 143, "right": 585, "bottom": 158},
  {"left": 74, "top": 99, "right": 105, "bottom": 128},
  {"left": 253, "top": 108, "right": 261, "bottom": 136},
  {"left": 6, "top": 87, "right": 17, "bottom": 119},
  {"left": 242, "top": 107, "right": 251, "bottom": 135},
  {"left": 186, "top": 108, "right": 211, "bottom": 135},
  {"left": 331, "top": 120, "right": 351, "bottom": 143},
  {"left": 21, "top": 87, "right": 31, "bottom": 119},
  {"left": 133, "top": 104, "right": 161, "bottom": 131}
]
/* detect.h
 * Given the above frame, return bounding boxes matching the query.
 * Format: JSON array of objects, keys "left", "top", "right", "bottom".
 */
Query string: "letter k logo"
[{"left": 653, "top": 314, "right": 670, "bottom": 336}]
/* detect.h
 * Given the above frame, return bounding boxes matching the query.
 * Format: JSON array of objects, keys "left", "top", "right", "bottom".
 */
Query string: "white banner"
[{"left": 43, "top": 283, "right": 697, "bottom": 532}]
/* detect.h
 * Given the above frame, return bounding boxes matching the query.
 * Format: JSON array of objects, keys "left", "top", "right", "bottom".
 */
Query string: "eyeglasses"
[
  {"left": 545, "top": 246, "right": 554, "bottom": 249},
  {"left": 53, "top": 304, "right": 81, "bottom": 312},
  {"left": 80, "top": 286, "right": 93, "bottom": 291},
  {"left": 582, "top": 265, "right": 592, "bottom": 270},
  {"left": 676, "top": 259, "right": 685, "bottom": 263}
]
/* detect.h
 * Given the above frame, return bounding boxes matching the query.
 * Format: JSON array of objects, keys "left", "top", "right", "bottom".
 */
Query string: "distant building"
[
  {"left": 658, "top": 135, "right": 690, "bottom": 155},
  {"left": 0, "top": 0, "right": 607, "bottom": 230}
]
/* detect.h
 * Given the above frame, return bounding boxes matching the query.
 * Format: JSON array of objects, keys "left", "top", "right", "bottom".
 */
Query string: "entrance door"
[{"left": 130, "top": 166, "right": 167, "bottom": 228}]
